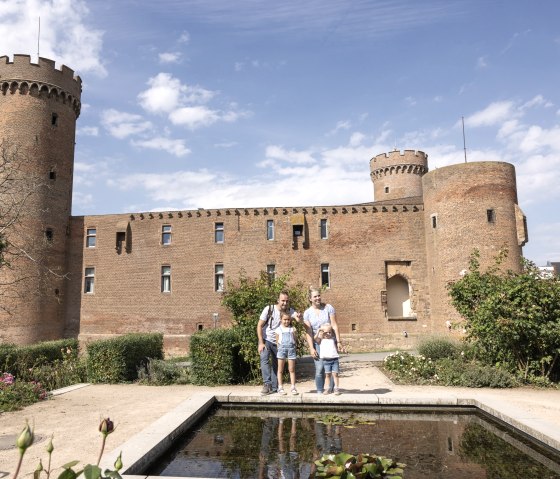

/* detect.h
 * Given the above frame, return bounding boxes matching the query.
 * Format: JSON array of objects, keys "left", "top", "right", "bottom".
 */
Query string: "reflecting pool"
[{"left": 148, "top": 405, "right": 560, "bottom": 479}]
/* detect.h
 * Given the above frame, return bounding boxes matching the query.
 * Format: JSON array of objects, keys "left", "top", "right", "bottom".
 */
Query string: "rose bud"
[{"left": 99, "top": 418, "right": 115, "bottom": 436}]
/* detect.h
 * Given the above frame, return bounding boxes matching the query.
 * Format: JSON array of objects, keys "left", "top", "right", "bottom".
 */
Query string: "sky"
[{"left": 1, "top": 0, "right": 559, "bottom": 265}]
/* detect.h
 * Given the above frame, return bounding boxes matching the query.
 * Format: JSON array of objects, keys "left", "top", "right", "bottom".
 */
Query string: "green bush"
[
  {"left": 137, "top": 358, "right": 190, "bottom": 385},
  {"left": 383, "top": 352, "right": 518, "bottom": 388},
  {"left": 418, "top": 337, "right": 461, "bottom": 361},
  {"left": 436, "top": 358, "right": 517, "bottom": 387},
  {"left": 0, "top": 377, "right": 49, "bottom": 412},
  {"left": 1, "top": 339, "right": 78, "bottom": 377},
  {"left": 22, "top": 353, "right": 87, "bottom": 391},
  {"left": 190, "top": 329, "right": 250, "bottom": 385},
  {"left": 86, "top": 333, "right": 163, "bottom": 383}
]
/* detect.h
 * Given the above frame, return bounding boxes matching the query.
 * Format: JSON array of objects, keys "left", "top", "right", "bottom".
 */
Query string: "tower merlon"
[
  {"left": 370, "top": 149, "right": 428, "bottom": 167},
  {"left": 0, "top": 54, "right": 82, "bottom": 98}
]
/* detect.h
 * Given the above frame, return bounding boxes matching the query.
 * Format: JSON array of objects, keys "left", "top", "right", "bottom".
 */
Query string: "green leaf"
[
  {"left": 61, "top": 461, "right": 80, "bottom": 470},
  {"left": 57, "top": 469, "right": 77, "bottom": 479},
  {"left": 83, "top": 464, "right": 102, "bottom": 479}
]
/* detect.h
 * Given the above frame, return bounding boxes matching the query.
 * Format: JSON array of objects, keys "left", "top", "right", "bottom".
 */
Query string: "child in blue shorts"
[
  {"left": 275, "top": 312, "right": 299, "bottom": 395},
  {"left": 314, "top": 323, "right": 342, "bottom": 395}
]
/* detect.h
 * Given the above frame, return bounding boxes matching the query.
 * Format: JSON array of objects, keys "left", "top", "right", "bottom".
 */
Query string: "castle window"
[
  {"left": 197, "top": 324, "right": 204, "bottom": 331},
  {"left": 215, "top": 264, "right": 224, "bottom": 292},
  {"left": 116, "top": 231, "right": 126, "bottom": 254},
  {"left": 49, "top": 169, "right": 56, "bottom": 180},
  {"left": 86, "top": 228, "right": 96, "bottom": 248},
  {"left": 267, "top": 264, "right": 276, "bottom": 283},
  {"left": 45, "top": 228, "right": 53, "bottom": 243},
  {"left": 84, "top": 267, "right": 95, "bottom": 294},
  {"left": 161, "top": 266, "right": 171, "bottom": 293},
  {"left": 293, "top": 224, "right": 303, "bottom": 237},
  {"left": 162, "top": 225, "right": 172, "bottom": 245},
  {"left": 385, "top": 186, "right": 389, "bottom": 194},
  {"left": 321, "top": 263, "right": 330, "bottom": 288},
  {"left": 487, "top": 209, "right": 496, "bottom": 223},
  {"left": 320, "top": 219, "right": 328, "bottom": 239},
  {"left": 266, "top": 220, "right": 274, "bottom": 240},
  {"left": 51, "top": 113, "right": 58, "bottom": 127},
  {"left": 215, "top": 222, "right": 224, "bottom": 243},
  {"left": 431, "top": 214, "right": 437, "bottom": 229}
]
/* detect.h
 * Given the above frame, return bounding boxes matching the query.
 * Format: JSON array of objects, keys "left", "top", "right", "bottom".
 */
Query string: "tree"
[
  {"left": 448, "top": 250, "right": 560, "bottom": 380},
  {"left": 0, "top": 140, "right": 63, "bottom": 314},
  {"left": 221, "top": 270, "right": 309, "bottom": 380}
]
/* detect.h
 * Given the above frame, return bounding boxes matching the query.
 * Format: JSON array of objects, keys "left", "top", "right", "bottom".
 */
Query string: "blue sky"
[{"left": 1, "top": 0, "right": 559, "bottom": 265}]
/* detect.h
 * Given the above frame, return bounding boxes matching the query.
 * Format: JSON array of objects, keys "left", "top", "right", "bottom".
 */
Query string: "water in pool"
[{"left": 148, "top": 405, "right": 560, "bottom": 479}]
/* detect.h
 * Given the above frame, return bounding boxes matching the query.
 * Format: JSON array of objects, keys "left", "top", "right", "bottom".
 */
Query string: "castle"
[{"left": 0, "top": 55, "right": 528, "bottom": 353}]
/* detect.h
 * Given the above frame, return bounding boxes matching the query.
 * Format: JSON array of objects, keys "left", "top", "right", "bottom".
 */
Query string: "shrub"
[
  {"left": 21, "top": 349, "right": 87, "bottom": 391},
  {"left": 137, "top": 358, "right": 190, "bottom": 385},
  {"left": 1, "top": 339, "right": 78, "bottom": 377},
  {"left": 383, "top": 352, "right": 437, "bottom": 384},
  {"left": 190, "top": 328, "right": 250, "bottom": 385},
  {"left": 418, "top": 337, "right": 460, "bottom": 361},
  {"left": 0, "top": 377, "right": 48, "bottom": 412},
  {"left": 87, "top": 333, "right": 163, "bottom": 383}
]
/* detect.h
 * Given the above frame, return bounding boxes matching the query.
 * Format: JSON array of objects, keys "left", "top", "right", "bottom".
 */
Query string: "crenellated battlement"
[
  {"left": 370, "top": 149, "right": 428, "bottom": 169},
  {"left": 122, "top": 202, "right": 424, "bottom": 221},
  {"left": 0, "top": 54, "right": 82, "bottom": 100}
]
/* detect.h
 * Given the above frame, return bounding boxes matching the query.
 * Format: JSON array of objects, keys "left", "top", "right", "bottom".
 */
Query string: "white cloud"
[
  {"left": 169, "top": 106, "right": 220, "bottom": 129},
  {"left": 138, "top": 73, "right": 184, "bottom": 114},
  {"left": 101, "top": 109, "right": 152, "bottom": 139},
  {"left": 131, "top": 137, "right": 190, "bottom": 157},
  {"left": 265, "top": 145, "right": 316, "bottom": 165},
  {"left": 178, "top": 31, "right": 190, "bottom": 44},
  {"left": 0, "top": 0, "right": 106, "bottom": 77},
  {"left": 349, "top": 132, "right": 365, "bottom": 147},
  {"left": 77, "top": 126, "right": 99, "bottom": 136},
  {"left": 404, "top": 96, "right": 417, "bottom": 107},
  {"left": 214, "top": 141, "right": 237, "bottom": 148},
  {"left": 158, "top": 52, "right": 182, "bottom": 64},
  {"left": 328, "top": 120, "right": 351, "bottom": 136},
  {"left": 464, "top": 101, "right": 515, "bottom": 127},
  {"left": 476, "top": 56, "right": 488, "bottom": 69},
  {"left": 520, "top": 95, "right": 553, "bottom": 110}
]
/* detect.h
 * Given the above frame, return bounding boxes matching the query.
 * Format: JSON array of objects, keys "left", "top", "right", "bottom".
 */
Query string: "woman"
[{"left": 303, "top": 287, "right": 343, "bottom": 394}]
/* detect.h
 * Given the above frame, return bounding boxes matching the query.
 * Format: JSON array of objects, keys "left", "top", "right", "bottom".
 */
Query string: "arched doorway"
[{"left": 386, "top": 274, "right": 412, "bottom": 318}]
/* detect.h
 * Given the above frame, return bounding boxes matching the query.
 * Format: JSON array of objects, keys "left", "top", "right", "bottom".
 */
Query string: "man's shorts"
[
  {"left": 323, "top": 358, "right": 340, "bottom": 373},
  {"left": 277, "top": 345, "right": 297, "bottom": 360}
]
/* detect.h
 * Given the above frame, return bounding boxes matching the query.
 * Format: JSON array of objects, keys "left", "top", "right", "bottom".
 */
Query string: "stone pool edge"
[{"left": 102, "top": 391, "right": 560, "bottom": 479}]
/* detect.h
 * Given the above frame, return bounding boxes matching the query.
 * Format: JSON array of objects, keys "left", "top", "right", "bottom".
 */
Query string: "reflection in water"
[{"left": 150, "top": 408, "right": 560, "bottom": 479}]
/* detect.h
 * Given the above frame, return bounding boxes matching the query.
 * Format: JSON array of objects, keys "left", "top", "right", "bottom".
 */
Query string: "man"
[{"left": 256, "top": 291, "right": 301, "bottom": 395}]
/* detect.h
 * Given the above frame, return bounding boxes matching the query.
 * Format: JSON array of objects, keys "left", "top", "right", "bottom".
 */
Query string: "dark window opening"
[
  {"left": 51, "top": 113, "right": 58, "bottom": 126},
  {"left": 293, "top": 225, "right": 303, "bottom": 237},
  {"left": 351, "top": 323, "right": 357, "bottom": 331},
  {"left": 385, "top": 186, "right": 389, "bottom": 193},
  {"left": 431, "top": 215, "right": 437, "bottom": 228},
  {"left": 45, "top": 228, "right": 53, "bottom": 242},
  {"left": 197, "top": 324, "right": 204, "bottom": 331},
  {"left": 320, "top": 219, "right": 328, "bottom": 239},
  {"left": 321, "top": 263, "right": 330, "bottom": 288},
  {"left": 487, "top": 209, "right": 496, "bottom": 223},
  {"left": 49, "top": 169, "right": 56, "bottom": 180},
  {"left": 116, "top": 231, "right": 126, "bottom": 254},
  {"left": 54, "top": 288, "right": 60, "bottom": 296}
]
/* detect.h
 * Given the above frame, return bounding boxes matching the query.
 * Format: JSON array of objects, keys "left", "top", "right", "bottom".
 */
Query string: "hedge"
[
  {"left": 190, "top": 328, "right": 251, "bottom": 385},
  {"left": 86, "top": 333, "right": 163, "bottom": 383},
  {"left": 0, "top": 338, "right": 79, "bottom": 377}
]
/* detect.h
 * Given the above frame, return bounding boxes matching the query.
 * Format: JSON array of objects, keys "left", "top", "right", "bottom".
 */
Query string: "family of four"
[{"left": 256, "top": 288, "right": 345, "bottom": 396}]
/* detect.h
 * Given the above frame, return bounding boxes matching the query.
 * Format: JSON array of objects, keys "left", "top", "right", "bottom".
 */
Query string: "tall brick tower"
[
  {"left": 0, "top": 55, "right": 81, "bottom": 344},
  {"left": 369, "top": 149, "right": 428, "bottom": 201}
]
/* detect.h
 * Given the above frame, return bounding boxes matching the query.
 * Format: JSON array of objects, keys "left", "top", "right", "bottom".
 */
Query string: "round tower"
[
  {"left": 0, "top": 54, "right": 81, "bottom": 344},
  {"left": 369, "top": 149, "right": 428, "bottom": 201},
  {"left": 423, "top": 161, "right": 526, "bottom": 325}
]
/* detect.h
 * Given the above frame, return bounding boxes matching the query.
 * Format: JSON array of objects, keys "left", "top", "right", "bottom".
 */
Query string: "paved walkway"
[{"left": 1, "top": 353, "right": 560, "bottom": 477}]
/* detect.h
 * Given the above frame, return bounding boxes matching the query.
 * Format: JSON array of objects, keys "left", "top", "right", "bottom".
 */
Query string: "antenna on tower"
[
  {"left": 37, "top": 17, "right": 41, "bottom": 57},
  {"left": 462, "top": 115, "right": 467, "bottom": 163}
]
